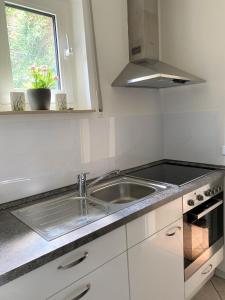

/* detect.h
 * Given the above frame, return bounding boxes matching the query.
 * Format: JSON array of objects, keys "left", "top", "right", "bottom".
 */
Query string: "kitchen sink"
[
  {"left": 12, "top": 194, "right": 107, "bottom": 241},
  {"left": 12, "top": 176, "right": 170, "bottom": 241},
  {"left": 88, "top": 176, "right": 168, "bottom": 208}
]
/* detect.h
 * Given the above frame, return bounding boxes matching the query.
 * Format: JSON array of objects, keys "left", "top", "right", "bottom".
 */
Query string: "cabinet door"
[
  {"left": 48, "top": 253, "right": 129, "bottom": 300},
  {"left": 126, "top": 197, "right": 182, "bottom": 248},
  {"left": 128, "top": 219, "right": 184, "bottom": 300}
]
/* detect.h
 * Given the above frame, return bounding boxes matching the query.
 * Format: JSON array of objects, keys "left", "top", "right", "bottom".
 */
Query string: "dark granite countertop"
[{"left": 0, "top": 159, "right": 224, "bottom": 286}]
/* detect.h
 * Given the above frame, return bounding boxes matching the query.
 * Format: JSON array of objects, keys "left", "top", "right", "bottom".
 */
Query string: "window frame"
[{"left": 0, "top": 0, "right": 101, "bottom": 112}]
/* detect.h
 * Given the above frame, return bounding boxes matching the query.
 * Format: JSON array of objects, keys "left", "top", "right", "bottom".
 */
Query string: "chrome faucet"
[
  {"left": 77, "top": 172, "right": 89, "bottom": 197},
  {"left": 77, "top": 169, "right": 120, "bottom": 196}
]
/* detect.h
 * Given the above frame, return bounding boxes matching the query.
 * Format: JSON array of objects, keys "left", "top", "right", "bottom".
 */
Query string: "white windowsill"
[{"left": 0, "top": 109, "right": 96, "bottom": 115}]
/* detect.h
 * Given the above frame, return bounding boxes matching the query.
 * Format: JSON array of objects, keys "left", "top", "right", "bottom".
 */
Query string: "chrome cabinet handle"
[
  {"left": 70, "top": 284, "right": 91, "bottom": 300},
  {"left": 58, "top": 252, "right": 88, "bottom": 270},
  {"left": 166, "top": 226, "right": 182, "bottom": 237},
  {"left": 202, "top": 264, "right": 213, "bottom": 275}
]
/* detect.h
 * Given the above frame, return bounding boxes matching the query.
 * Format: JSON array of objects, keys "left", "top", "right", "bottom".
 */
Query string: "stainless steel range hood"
[{"left": 112, "top": 0, "right": 205, "bottom": 89}]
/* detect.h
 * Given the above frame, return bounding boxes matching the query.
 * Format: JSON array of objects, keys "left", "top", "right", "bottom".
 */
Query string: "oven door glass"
[{"left": 184, "top": 197, "right": 223, "bottom": 271}]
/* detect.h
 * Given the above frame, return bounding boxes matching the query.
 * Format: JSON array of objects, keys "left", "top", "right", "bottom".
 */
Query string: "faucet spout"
[
  {"left": 77, "top": 169, "right": 120, "bottom": 196},
  {"left": 87, "top": 169, "right": 120, "bottom": 189}
]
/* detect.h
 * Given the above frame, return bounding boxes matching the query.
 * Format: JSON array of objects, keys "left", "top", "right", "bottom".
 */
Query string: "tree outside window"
[{"left": 5, "top": 4, "right": 60, "bottom": 89}]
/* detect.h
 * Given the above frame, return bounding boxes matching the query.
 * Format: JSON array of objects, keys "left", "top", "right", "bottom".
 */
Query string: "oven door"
[{"left": 184, "top": 197, "right": 224, "bottom": 280}]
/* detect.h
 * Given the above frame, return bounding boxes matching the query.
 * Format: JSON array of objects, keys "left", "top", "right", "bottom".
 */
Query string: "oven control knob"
[
  {"left": 196, "top": 194, "right": 204, "bottom": 201},
  {"left": 204, "top": 189, "right": 212, "bottom": 197},
  {"left": 215, "top": 186, "right": 222, "bottom": 193},
  {"left": 188, "top": 199, "right": 195, "bottom": 206},
  {"left": 212, "top": 187, "right": 219, "bottom": 195}
]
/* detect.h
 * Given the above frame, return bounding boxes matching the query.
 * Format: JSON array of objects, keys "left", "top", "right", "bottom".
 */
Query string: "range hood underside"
[{"left": 112, "top": 60, "right": 205, "bottom": 89}]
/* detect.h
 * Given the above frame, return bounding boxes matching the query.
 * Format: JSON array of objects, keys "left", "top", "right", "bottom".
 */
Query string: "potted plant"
[{"left": 27, "top": 65, "right": 58, "bottom": 110}]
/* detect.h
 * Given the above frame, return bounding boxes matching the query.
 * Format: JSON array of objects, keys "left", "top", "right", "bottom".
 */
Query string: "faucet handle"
[{"left": 77, "top": 172, "right": 90, "bottom": 182}]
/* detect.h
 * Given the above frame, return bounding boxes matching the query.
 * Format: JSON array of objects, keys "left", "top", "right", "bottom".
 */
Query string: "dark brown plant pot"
[{"left": 27, "top": 88, "right": 51, "bottom": 110}]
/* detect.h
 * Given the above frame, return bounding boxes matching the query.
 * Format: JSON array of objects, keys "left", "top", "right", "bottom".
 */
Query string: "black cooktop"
[{"left": 127, "top": 163, "right": 214, "bottom": 186}]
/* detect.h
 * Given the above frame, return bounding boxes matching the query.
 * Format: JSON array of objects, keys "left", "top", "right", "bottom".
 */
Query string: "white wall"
[
  {"left": 0, "top": 0, "right": 163, "bottom": 204},
  {"left": 159, "top": 0, "right": 225, "bottom": 165}
]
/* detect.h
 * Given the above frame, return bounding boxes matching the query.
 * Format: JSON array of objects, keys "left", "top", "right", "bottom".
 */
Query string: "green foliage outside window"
[{"left": 5, "top": 5, "right": 59, "bottom": 89}]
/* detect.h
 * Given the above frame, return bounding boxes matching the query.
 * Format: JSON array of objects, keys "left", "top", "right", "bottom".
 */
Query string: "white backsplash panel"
[
  {"left": 163, "top": 111, "right": 223, "bottom": 165},
  {"left": 0, "top": 113, "right": 162, "bottom": 204}
]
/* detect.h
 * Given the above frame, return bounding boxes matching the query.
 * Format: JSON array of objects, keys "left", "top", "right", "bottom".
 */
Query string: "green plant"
[{"left": 29, "top": 65, "right": 58, "bottom": 89}]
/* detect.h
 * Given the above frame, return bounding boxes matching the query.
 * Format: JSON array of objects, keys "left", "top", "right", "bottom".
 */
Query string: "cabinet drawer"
[
  {"left": 126, "top": 198, "right": 182, "bottom": 248},
  {"left": 185, "top": 247, "right": 224, "bottom": 300},
  {"left": 0, "top": 226, "right": 126, "bottom": 300},
  {"left": 48, "top": 253, "right": 129, "bottom": 300}
]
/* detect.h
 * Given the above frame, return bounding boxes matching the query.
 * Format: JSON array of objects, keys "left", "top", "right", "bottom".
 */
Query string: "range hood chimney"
[{"left": 112, "top": 0, "right": 205, "bottom": 89}]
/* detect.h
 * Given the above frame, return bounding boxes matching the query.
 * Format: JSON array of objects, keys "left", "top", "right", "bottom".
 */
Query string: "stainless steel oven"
[{"left": 183, "top": 181, "right": 224, "bottom": 280}]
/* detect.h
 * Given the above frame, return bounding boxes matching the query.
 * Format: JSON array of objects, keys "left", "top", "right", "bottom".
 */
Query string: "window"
[
  {"left": 5, "top": 3, "right": 60, "bottom": 89},
  {"left": 0, "top": 0, "right": 100, "bottom": 112}
]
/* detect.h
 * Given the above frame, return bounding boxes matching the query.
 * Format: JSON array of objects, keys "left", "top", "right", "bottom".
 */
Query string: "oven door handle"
[{"left": 195, "top": 200, "right": 223, "bottom": 219}]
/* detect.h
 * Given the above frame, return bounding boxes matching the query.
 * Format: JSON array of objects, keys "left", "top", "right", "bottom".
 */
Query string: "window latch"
[{"left": 64, "top": 34, "right": 73, "bottom": 58}]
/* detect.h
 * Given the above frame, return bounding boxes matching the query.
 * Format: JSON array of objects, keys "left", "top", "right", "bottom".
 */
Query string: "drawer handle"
[
  {"left": 58, "top": 252, "right": 88, "bottom": 270},
  {"left": 166, "top": 226, "right": 182, "bottom": 237},
  {"left": 202, "top": 264, "right": 213, "bottom": 275},
  {"left": 71, "top": 284, "right": 91, "bottom": 300}
]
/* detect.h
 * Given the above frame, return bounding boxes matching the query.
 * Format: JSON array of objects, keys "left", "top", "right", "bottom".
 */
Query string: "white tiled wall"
[
  {"left": 0, "top": 113, "right": 162, "bottom": 204},
  {"left": 163, "top": 111, "right": 223, "bottom": 164}
]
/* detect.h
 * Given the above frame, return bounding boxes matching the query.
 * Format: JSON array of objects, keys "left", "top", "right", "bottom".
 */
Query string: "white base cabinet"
[
  {"left": 128, "top": 218, "right": 184, "bottom": 300},
  {"left": 48, "top": 253, "right": 129, "bottom": 300},
  {"left": 0, "top": 198, "right": 185, "bottom": 300},
  {"left": 0, "top": 227, "right": 126, "bottom": 300}
]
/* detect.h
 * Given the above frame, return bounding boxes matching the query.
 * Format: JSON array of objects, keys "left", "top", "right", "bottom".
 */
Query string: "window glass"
[{"left": 5, "top": 4, "right": 60, "bottom": 89}]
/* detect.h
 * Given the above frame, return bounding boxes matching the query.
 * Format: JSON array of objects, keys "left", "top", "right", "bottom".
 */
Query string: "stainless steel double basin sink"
[
  {"left": 12, "top": 176, "right": 169, "bottom": 241},
  {"left": 88, "top": 176, "right": 167, "bottom": 208}
]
